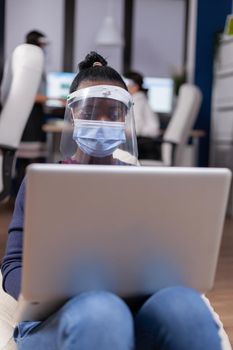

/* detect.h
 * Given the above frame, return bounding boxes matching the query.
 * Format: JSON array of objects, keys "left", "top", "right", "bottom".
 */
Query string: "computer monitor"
[
  {"left": 143, "top": 77, "right": 174, "bottom": 114},
  {"left": 46, "top": 72, "right": 76, "bottom": 100}
]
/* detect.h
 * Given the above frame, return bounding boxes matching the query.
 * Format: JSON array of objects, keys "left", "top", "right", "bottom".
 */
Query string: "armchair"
[{"left": 140, "top": 84, "right": 203, "bottom": 166}]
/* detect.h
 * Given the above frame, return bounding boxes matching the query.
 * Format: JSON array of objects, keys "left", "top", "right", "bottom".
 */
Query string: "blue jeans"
[{"left": 14, "top": 286, "right": 221, "bottom": 350}]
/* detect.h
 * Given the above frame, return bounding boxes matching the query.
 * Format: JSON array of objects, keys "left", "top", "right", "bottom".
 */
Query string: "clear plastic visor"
[
  {"left": 70, "top": 98, "right": 128, "bottom": 123},
  {"left": 60, "top": 85, "right": 138, "bottom": 165}
]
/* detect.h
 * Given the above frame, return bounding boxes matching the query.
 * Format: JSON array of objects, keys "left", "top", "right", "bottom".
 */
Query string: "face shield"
[{"left": 60, "top": 85, "right": 138, "bottom": 165}]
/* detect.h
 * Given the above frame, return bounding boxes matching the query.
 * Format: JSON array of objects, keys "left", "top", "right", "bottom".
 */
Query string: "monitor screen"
[
  {"left": 46, "top": 72, "right": 76, "bottom": 100},
  {"left": 143, "top": 77, "right": 174, "bottom": 114}
]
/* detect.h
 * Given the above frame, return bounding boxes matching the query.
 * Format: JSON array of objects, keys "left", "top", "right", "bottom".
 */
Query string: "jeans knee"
[
  {"left": 61, "top": 290, "right": 132, "bottom": 323},
  {"left": 57, "top": 291, "right": 134, "bottom": 349},
  {"left": 135, "top": 286, "right": 221, "bottom": 350},
  {"left": 137, "top": 286, "right": 211, "bottom": 324}
]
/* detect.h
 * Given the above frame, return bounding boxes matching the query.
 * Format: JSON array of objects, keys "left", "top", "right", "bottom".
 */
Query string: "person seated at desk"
[
  {"left": 124, "top": 71, "right": 160, "bottom": 159},
  {"left": 1, "top": 51, "right": 223, "bottom": 350},
  {"left": 21, "top": 30, "right": 49, "bottom": 144}
]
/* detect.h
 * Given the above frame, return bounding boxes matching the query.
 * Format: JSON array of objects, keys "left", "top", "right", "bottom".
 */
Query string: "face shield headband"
[
  {"left": 60, "top": 85, "right": 138, "bottom": 165},
  {"left": 67, "top": 85, "right": 133, "bottom": 110}
]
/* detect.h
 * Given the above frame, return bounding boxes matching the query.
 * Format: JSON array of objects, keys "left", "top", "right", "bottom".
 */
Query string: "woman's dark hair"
[
  {"left": 70, "top": 51, "right": 127, "bottom": 93},
  {"left": 124, "top": 71, "right": 148, "bottom": 95},
  {"left": 124, "top": 71, "right": 145, "bottom": 92},
  {"left": 25, "top": 30, "right": 47, "bottom": 46}
]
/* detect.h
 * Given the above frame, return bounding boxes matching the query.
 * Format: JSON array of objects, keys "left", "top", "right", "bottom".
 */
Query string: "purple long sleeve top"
[{"left": 1, "top": 177, "right": 26, "bottom": 299}]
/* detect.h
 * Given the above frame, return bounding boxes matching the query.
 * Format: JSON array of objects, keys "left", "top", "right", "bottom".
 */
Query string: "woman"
[
  {"left": 124, "top": 71, "right": 160, "bottom": 138},
  {"left": 124, "top": 71, "right": 161, "bottom": 159},
  {"left": 1, "top": 52, "right": 222, "bottom": 350}
]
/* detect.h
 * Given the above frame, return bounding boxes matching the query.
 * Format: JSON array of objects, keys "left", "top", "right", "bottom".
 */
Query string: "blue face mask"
[{"left": 73, "top": 121, "right": 126, "bottom": 158}]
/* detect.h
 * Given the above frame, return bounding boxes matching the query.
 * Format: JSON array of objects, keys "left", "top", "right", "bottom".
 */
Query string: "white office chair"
[
  {"left": 140, "top": 84, "right": 203, "bottom": 166},
  {"left": 0, "top": 44, "right": 44, "bottom": 202},
  {"left": 0, "top": 273, "right": 17, "bottom": 350}
]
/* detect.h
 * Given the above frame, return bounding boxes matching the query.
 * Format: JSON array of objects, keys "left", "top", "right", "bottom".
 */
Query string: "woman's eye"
[
  {"left": 84, "top": 113, "right": 92, "bottom": 119},
  {"left": 109, "top": 111, "right": 121, "bottom": 121},
  {"left": 110, "top": 113, "right": 118, "bottom": 121},
  {"left": 79, "top": 111, "right": 92, "bottom": 119}
]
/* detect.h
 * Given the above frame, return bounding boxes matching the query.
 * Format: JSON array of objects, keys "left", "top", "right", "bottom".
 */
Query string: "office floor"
[{"left": 0, "top": 200, "right": 233, "bottom": 346}]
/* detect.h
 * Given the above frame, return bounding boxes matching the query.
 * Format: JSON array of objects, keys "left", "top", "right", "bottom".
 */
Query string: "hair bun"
[{"left": 78, "top": 51, "right": 107, "bottom": 71}]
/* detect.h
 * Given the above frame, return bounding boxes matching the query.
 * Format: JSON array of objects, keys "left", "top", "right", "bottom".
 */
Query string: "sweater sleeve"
[{"left": 1, "top": 178, "right": 26, "bottom": 300}]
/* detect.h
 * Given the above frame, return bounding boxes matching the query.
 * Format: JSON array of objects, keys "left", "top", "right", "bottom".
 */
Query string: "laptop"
[
  {"left": 142, "top": 77, "right": 174, "bottom": 114},
  {"left": 15, "top": 164, "right": 231, "bottom": 322}
]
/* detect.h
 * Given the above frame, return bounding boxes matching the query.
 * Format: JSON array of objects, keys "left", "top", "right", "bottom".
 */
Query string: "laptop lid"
[{"left": 17, "top": 164, "right": 231, "bottom": 321}]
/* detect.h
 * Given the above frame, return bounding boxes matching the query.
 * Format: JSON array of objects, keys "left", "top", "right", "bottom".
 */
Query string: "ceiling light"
[{"left": 96, "top": 0, "right": 124, "bottom": 46}]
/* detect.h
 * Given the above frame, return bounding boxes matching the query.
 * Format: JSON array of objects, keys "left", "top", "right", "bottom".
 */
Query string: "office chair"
[
  {"left": 0, "top": 44, "right": 44, "bottom": 202},
  {"left": 139, "top": 84, "right": 203, "bottom": 166}
]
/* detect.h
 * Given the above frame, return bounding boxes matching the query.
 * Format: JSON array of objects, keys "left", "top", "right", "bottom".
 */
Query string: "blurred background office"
[
  {"left": 0, "top": 0, "right": 232, "bottom": 174},
  {"left": 1, "top": 0, "right": 231, "bottom": 165}
]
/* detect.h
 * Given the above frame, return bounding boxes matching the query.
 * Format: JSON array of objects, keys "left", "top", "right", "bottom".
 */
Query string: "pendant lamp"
[{"left": 96, "top": 0, "right": 124, "bottom": 46}]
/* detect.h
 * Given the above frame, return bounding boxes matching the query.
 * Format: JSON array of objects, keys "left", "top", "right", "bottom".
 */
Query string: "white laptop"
[{"left": 15, "top": 164, "right": 231, "bottom": 322}]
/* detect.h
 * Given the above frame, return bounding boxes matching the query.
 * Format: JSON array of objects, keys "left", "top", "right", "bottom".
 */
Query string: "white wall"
[
  {"left": 132, "top": 0, "right": 185, "bottom": 78},
  {"left": 74, "top": 0, "right": 124, "bottom": 73},
  {"left": 4, "top": 0, "right": 64, "bottom": 73}
]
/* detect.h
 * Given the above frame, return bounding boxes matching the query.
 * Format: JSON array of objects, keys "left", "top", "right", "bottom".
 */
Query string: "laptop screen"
[{"left": 143, "top": 77, "right": 174, "bottom": 114}]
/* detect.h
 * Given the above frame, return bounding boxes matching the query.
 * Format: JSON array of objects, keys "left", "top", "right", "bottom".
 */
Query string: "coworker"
[
  {"left": 124, "top": 71, "right": 160, "bottom": 138},
  {"left": 20, "top": 30, "right": 49, "bottom": 144},
  {"left": 1, "top": 51, "right": 222, "bottom": 350},
  {"left": 124, "top": 71, "right": 160, "bottom": 159},
  {"left": 25, "top": 30, "right": 49, "bottom": 102}
]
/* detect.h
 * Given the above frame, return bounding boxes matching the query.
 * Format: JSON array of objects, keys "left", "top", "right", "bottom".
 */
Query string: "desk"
[
  {"left": 42, "top": 122, "right": 70, "bottom": 163},
  {"left": 189, "top": 129, "right": 206, "bottom": 166},
  {"left": 42, "top": 122, "right": 206, "bottom": 165}
]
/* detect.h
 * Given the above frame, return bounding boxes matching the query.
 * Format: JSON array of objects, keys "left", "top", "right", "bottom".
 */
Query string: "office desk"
[
  {"left": 186, "top": 129, "right": 206, "bottom": 166},
  {"left": 42, "top": 122, "right": 71, "bottom": 163}
]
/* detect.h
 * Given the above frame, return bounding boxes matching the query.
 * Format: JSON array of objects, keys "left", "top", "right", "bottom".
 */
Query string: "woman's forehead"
[
  {"left": 77, "top": 80, "right": 125, "bottom": 90},
  {"left": 77, "top": 97, "right": 126, "bottom": 107},
  {"left": 68, "top": 83, "right": 132, "bottom": 109}
]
